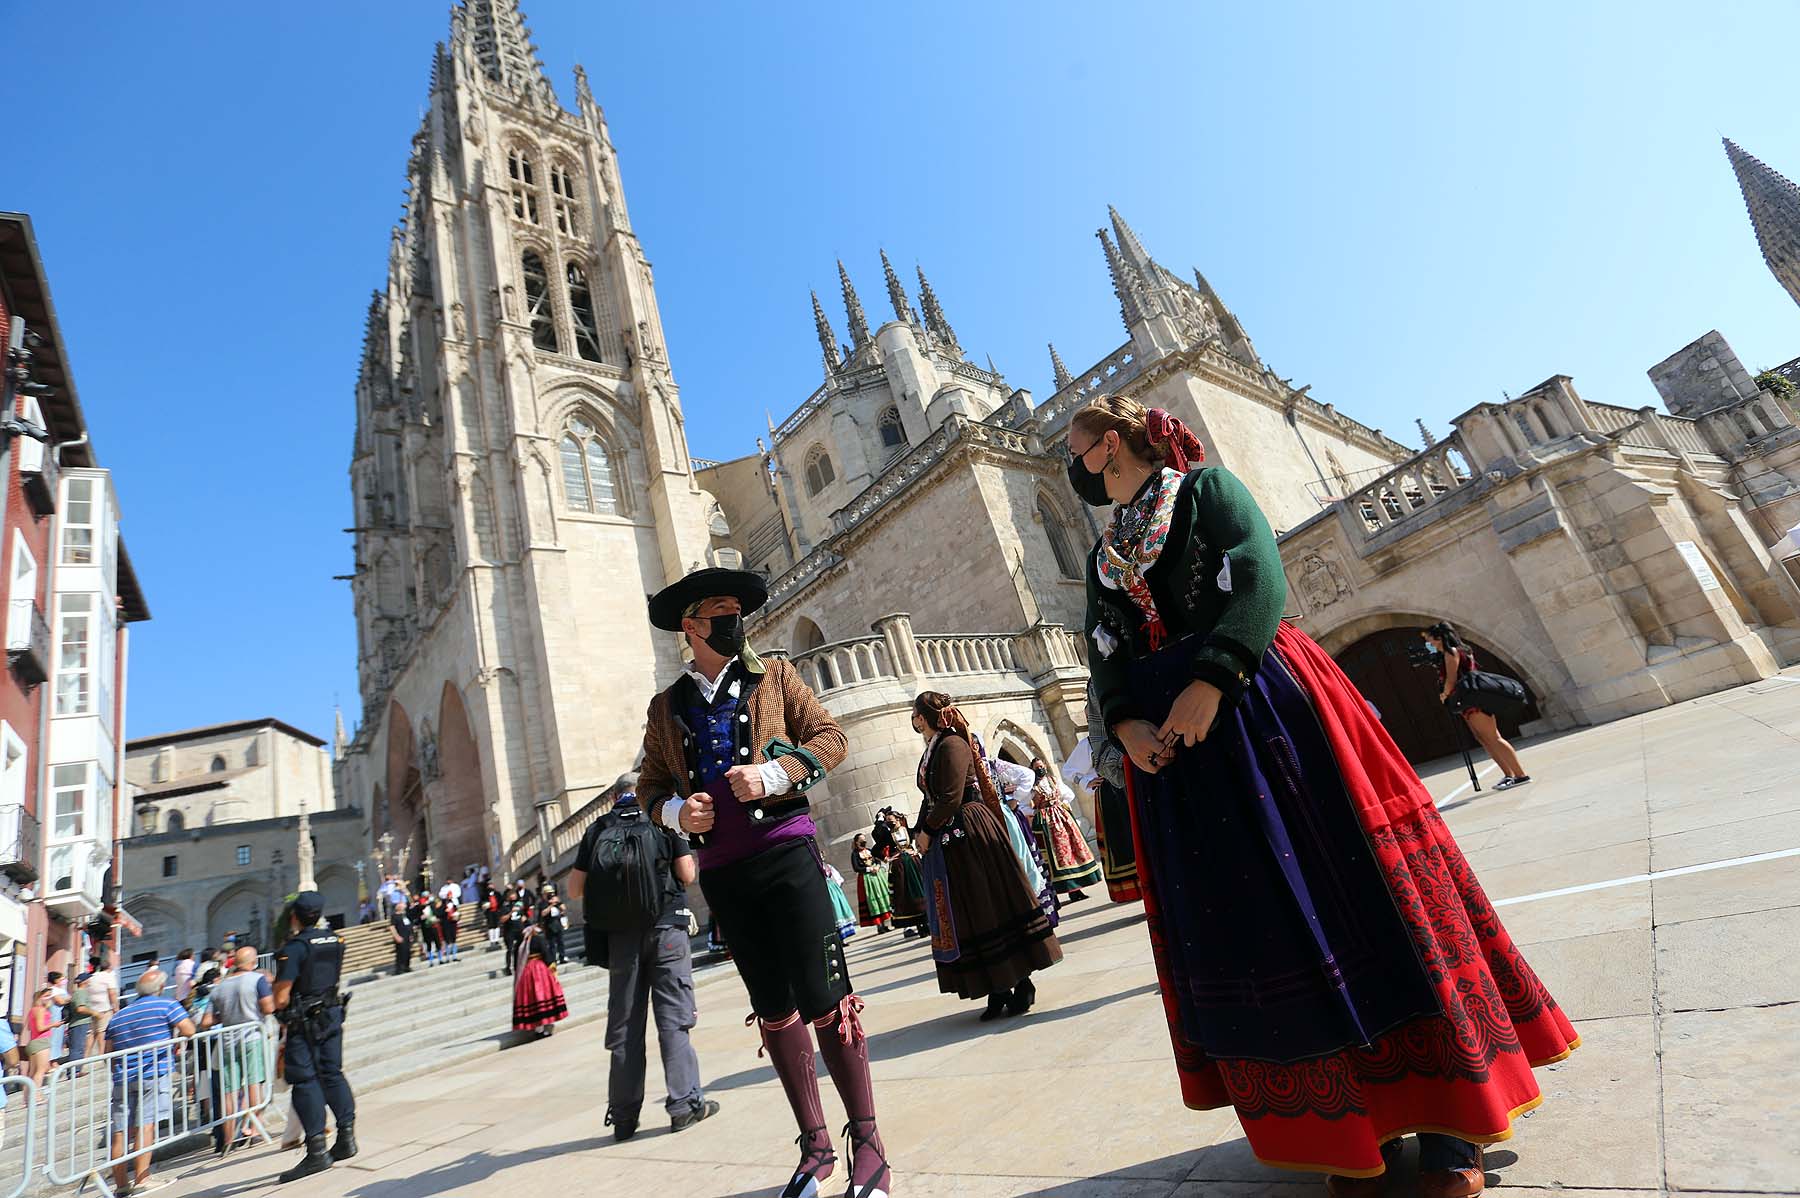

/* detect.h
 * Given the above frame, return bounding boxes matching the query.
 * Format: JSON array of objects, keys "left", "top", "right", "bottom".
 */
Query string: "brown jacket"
[{"left": 640, "top": 657, "right": 847, "bottom": 828}]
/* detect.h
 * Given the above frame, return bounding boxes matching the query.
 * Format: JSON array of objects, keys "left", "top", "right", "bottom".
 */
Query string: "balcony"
[
  {"left": 17, "top": 433, "right": 58, "bottom": 516},
  {"left": 43, "top": 840, "right": 106, "bottom": 919},
  {"left": 0, "top": 802, "right": 40, "bottom": 884},
  {"left": 7, "top": 597, "right": 51, "bottom": 687}
]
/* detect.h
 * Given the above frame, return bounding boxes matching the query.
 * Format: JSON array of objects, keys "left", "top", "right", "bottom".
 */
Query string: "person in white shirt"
[
  {"left": 84, "top": 951, "right": 119, "bottom": 1051},
  {"left": 172, "top": 949, "right": 197, "bottom": 1002}
]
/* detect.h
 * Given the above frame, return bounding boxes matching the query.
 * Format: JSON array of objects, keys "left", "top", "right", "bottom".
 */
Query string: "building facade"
[
  {"left": 334, "top": 1, "right": 723, "bottom": 894},
  {"left": 120, "top": 718, "right": 356, "bottom": 957},
  {"left": 0, "top": 212, "right": 150, "bottom": 1019},
  {"left": 340, "top": 3, "right": 1800, "bottom": 894}
]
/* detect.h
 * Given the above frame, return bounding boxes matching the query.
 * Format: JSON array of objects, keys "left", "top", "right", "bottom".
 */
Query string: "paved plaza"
[{"left": 157, "top": 673, "right": 1800, "bottom": 1198}]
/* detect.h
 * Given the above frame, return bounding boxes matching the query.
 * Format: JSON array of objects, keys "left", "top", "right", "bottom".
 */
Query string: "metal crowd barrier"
[
  {"left": 118, "top": 953, "right": 276, "bottom": 995},
  {"left": 1, "top": 1076, "right": 40, "bottom": 1198},
  {"left": 40, "top": 1022, "right": 276, "bottom": 1196}
]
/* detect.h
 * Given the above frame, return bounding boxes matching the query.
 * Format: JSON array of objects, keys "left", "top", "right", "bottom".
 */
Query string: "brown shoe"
[
  {"left": 1420, "top": 1149, "right": 1486, "bottom": 1198},
  {"left": 1326, "top": 1173, "right": 1388, "bottom": 1198}
]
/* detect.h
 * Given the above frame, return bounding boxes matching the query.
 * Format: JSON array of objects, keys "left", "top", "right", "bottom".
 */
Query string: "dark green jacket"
[{"left": 1084, "top": 466, "right": 1287, "bottom": 729}]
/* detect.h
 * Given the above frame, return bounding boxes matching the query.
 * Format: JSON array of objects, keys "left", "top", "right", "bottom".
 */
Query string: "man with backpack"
[{"left": 570, "top": 786, "right": 716, "bottom": 1141}]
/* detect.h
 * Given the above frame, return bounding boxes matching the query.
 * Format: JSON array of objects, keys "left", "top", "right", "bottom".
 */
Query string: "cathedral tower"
[
  {"left": 344, "top": 0, "right": 714, "bottom": 880},
  {"left": 1725, "top": 138, "right": 1800, "bottom": 313}
]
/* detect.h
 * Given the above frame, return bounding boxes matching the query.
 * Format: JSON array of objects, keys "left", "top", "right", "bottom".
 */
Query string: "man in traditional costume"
[{"left": 639, "top": 567, "right": 890, "bottom": 1198}]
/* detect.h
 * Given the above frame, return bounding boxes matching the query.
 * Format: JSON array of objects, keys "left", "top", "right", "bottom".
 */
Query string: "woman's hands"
[
  {"left": 1159, "top": 680, "right": 1223, "bottom": 750},
  {"left": 1115, "top": 720, "right": 1167, "bottom": 775},
  {"left": 914, "top": 831, "right": 932, "bottom": 854}
]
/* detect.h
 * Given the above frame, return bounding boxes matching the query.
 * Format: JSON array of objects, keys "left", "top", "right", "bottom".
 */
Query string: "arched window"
[
  {"left": 878, "top": 407, "right": 905, "bottom": 453},
  {"left": 1038, "top": 495, "right": 1082, "bottom": 580},
  {"left": 210, "top": 755, "right": 227, "bottom": 773},
  {"left": 565, "top": 262, "right": 604, "bottom": 363},
  {"left": 560, "top": 413, "right": 619, "bottom": 514},
  {"left": 521, "top": 251, "right": 559, "bottom": 352},
  {"left": 167, "top": 811, "right": 186, "bottom": 833},
  {"left": 804, "top": 446, "right": 835, "bottom": 496},
  {"left": 507, "top": 148, "right": 540, "bottom": 224},
  {"left": 550, "top": 162, "right": 580, "bottom": 235}
]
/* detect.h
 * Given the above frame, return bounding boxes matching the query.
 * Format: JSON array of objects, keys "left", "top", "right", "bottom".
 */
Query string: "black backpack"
[{"left": 582, "top": 808, "right": 665, "bottom": 932}]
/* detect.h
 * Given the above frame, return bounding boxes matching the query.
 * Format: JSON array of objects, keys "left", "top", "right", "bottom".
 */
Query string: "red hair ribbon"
[{"left": 1145, "top": 408, "right": 1205, "bottom": 471}]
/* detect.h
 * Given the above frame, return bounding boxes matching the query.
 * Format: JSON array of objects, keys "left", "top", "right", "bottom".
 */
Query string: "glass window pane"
[
  {"left": 560, "top": 436, "right": 590, "bottom": 512},
  {"left": 587, "top": 441, "right": 615, "bottom": 513}
]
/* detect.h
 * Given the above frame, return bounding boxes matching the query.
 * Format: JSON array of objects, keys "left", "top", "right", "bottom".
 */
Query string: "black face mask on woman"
[
  {"left": 1067, "top": 452, "right": 1113, "bottom": 507},
  {"left": 702, "top": 611, "right": 746, "bottom": 659}
]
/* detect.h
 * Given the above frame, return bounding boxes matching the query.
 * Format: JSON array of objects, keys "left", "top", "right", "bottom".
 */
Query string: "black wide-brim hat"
[{"left": 648, "top": 567, "right": 769, "bottom": 632}]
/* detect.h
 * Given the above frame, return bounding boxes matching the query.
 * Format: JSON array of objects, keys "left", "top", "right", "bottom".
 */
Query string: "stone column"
[{"left": 873, "top": 612, "right": 921, "bottom": 679}]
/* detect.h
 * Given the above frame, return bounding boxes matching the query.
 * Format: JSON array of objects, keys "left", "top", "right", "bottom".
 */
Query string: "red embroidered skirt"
[
  {"left": 1125, "top": 623, "right": 1578, "bottom": 1176},
  {"left": 512, "top": 954, "right": 568, "bottom": 1030}
]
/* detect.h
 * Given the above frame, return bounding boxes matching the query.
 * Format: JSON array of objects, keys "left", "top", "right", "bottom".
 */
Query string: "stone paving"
[{"left": 151, "top": 672, "right": 1800, "bottom": 1198}]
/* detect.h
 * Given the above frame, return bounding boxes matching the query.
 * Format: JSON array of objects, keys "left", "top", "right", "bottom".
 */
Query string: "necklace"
[{"left": 1109, "top": 471, "right": 1167, "bottom": 553}]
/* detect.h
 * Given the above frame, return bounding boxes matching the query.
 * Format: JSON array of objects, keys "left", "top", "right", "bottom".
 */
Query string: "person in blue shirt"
[{"left": 105, "top": 968, "right": 196, "bottom": 1194}]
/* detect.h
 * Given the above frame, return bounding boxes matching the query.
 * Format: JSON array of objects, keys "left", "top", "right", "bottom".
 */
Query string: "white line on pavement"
[
  {"left": 1763, "top": 675, "right": 1800, "bottom": 686},
  {"left": 1492, "top": 847, "right": 1800, "bottom": 908},
  {"left": 1435, "top": 763, "right": 1500, "bottom": 805}
]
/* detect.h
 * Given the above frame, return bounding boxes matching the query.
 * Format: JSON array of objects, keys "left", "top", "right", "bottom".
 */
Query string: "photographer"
[{"left": 1425, "top": 622, "right": 1533, "bottom": 790}]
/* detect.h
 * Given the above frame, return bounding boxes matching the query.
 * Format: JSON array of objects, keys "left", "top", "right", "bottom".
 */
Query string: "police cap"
[{"left": 292, "top": 890, "right": 325, "bottom": 918}]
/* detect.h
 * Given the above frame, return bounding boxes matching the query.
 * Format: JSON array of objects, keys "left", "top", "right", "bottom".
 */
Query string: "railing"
[
  {"left": 4, "top": 598, "right": 50, "bottom": 687},
  {"left": 1035, "top": 342, "right": 1140, "bottom": 432},
  {"left": 504, "top": 825, "right": 544, "bottom": 882},
  {"left": 1344, "top": 433, "right": 1476, "bottom": 537},
  {"left": 772, "top": 382, "right": 831, "bottom": 445},
  {"left": 0, "top": 801, "right": 39, "bottom": 884},
  {"left": 1, "top": 1076, "right": 40, "bottom": 1198},
  {"left": 550, "top": 791, "right": 614, "bottom": 863},
  {"left": 42, "top": 1023, "right": 277, "bottom": 1194},
  {"left": 790, "top": 636, "right": 895, "bottom": 695},
  {"left": 915, "top": 633, "right": 1018, "bottom": 676}
]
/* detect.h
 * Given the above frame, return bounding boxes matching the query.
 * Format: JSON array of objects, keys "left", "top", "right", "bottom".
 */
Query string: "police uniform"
[{"left": 274, "top": 892, "right": 356, "bottom": 1179}]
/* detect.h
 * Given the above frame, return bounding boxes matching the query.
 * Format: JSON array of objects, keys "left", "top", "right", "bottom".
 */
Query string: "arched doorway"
[
  {"left": 435, "top": 683, "right": 489, "bottom": 878},
  {"left": 384, "top": 701, "right": 426, "bottom": 889},
  {"left": 1333, "top": 627, "right": 1540, "bottom": 764}
]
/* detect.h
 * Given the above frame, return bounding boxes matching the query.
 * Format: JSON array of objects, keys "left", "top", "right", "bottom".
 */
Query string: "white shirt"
[{"left": 438, "top": 882, "right": 460, "bottom": 903}]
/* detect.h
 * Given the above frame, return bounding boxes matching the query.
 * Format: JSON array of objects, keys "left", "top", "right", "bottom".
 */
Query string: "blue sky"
[{"left": 5, "top": 1, "right": 1798, "bottom": 743}]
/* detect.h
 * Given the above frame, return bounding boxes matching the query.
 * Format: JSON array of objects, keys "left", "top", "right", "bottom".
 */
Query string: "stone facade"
[
  {"left": 120, "top": 807, "right": 365, "bottom": 960},
  {"left": 342, "top": 6, "right": 1800, "bottom": 890},
  {"left": 335, "top": 1, "right": 723, "bottom": 891},
  {"left": 126, "top": 718, "right": 333, "bottom": 833}
]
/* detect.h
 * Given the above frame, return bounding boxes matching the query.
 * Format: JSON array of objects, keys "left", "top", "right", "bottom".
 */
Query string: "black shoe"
[
  {"left": 329, "top": 1122, "right": 358, "bottom": 1161},
  {"left": 605, "top": 1107, "right": 638, "bottom": 1142},
  {"left": 670, "top": 1097, "right": 720, "bottom": 1132},
  {"left": 278, "top": 1135, "right": 333, "bottom": 1183},
  {"left": 979, "top": 991, "right": 1008, "bottom": 1022},
  {"left": 1007, "top": 977, "right": 1037, "bottom": 1016},
  {"left": 1066, "top": 889, "right": 1090, "bottom": 903}
]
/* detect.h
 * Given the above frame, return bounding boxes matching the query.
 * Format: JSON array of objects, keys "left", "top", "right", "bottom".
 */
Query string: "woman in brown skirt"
[{"left": 911, "top": 691, "right": 1063, "bottom": 1021}]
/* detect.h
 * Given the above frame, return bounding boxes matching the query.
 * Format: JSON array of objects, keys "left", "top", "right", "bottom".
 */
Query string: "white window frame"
[
  {"left": 47, "top": 761, "right": 90, "bottom": 846},
  {"left": 62, "top": 477, "right": 96, "bottom": 566},
  {"left": 7, "top": 533, "right": 37, "bottom": 651},
  {"left": 0, "top": 722, "right": 26, "bottom": 815},
  {"left": 54, "top": 593, "right": 94, "bottom": 717},
  {"left": 235, "top": 845, "right": 251, "bottom": 867}
]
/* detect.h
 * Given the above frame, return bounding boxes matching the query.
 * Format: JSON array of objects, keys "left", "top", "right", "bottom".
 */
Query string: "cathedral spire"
[
  {"left": 811, "top": 290, "right": 840, "bottom": 375},
  {"left": 915, "top": 266, "right": 961, "bottom": 354},
  {"left": 1099, "top": 228, "right": 1146, "bottom": 330},
  {"left": 838, "top": 260, "right": 871, "bottom": 347},
  {"left": 1725, "top": 138, "right": 1800, "bottom": 312},
  {"left": 880, "top": 250, "right": 917, "bottom": 325},
  {"left": 453, "top": 0, "right": 555, "bottom": 101},
  {"left": 1109, "top": 205, "right": 1156, "bottom": 275},
  {"left": 1416, "top": 418, "right": 1437, "bottom": 447},
  {"left": 334, "top": 706, "right": 350, "bottom": 762},
  {"left": 1049, "top": 343, "right": 1074, "bottom": 390}
]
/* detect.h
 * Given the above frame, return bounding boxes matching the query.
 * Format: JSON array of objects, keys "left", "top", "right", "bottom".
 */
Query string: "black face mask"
[
  {"left": 702, "top": 612, "right": 746, "bottom": 659},
  {"left": 1067, "top": 452, "right": 1112, "bottom": 507}
]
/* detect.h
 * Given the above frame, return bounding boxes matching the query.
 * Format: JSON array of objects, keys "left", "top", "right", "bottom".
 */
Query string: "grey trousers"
[{"left": 605, "top": 926, "right": 704, "bottom": 1118}]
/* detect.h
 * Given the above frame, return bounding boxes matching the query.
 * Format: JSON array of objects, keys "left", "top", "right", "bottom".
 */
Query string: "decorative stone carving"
[
  {"left": 1297, "top": 551, "right": 1352, "bottom": 610},
  {"left": 451, "top": 301, "right": 467, "bottom": 341}
]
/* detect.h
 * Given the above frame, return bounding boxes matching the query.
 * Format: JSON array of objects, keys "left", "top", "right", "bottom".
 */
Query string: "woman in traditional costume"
[
  {"left": 1027, "top": 758, "right": 1100, "bottom": 902},
  {"left": 851, "top": 835, "right": 895, "bottom": 933},
  {"left": 1069, "top": 396, "right": 1577, "bottom": 1198},
  {"left": 912, "top": 692, "right": 1063, "bottom": 1021},
  {"left": 511, "top": 923, "right": 568, "bottom": 1038},
  {"left": 824, "top": 863, "right": 859, "bottom": 941},
  {"left": 1066, "top": 707, "right": 1141, "bottom": 904},
  {"left": 878, "top": 810, "right": 930, "bottom": 938}
]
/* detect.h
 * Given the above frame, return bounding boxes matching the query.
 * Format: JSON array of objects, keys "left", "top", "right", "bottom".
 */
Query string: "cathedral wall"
[
  {"left": 1139, "top": 371, "right": 1400, "bottom": 535},
  {"left": 526, "top": 512, "right": 679, "bottom": 807},
  {"left": 695, "top": 454, "right": 789, "bottom": 578},
  {"left": 973, "top": 464, "right": 1093, "bottom": 632}
]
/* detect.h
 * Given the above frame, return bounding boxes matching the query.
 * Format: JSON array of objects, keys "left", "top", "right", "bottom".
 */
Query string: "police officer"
[{"left": 272, "top": 891, "right": 357, "bottom": 1182}]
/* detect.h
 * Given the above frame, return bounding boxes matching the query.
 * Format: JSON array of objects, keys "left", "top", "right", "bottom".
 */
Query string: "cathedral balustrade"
[
  {"left": 772, "top": 383, "right": 831, "bottom": 445},
  {"left": 1035, "top": 343, "right": 1141, "bottom": 433},
  {"left": 915, "top": 633, "right": 1019, "bottom": 677},
  {"left": 790, "top": 636, "right": 896, "bottom": 695},
  {"left": 1344, "top": 433, "right": 1476, "bottom": 538}
]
